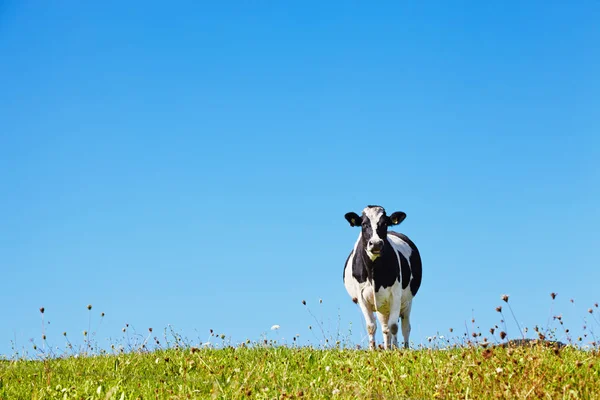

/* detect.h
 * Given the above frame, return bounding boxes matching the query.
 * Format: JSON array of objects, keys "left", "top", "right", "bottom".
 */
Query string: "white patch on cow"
[
  {"left": 387, "top": 233, "right": 413, "bottom": 260},
  {"left": 343, "top": 234, "right": 363, "bottom": 299},
  {"left": 363, "top": 206, "right": 385, "bottom": 260}
]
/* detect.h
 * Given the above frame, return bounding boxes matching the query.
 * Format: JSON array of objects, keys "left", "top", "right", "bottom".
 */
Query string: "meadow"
[{"left": 1, "top": 297, "right": 599, "bottom": 399}]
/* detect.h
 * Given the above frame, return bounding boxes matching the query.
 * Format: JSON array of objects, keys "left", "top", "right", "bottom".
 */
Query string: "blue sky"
[{"left": 1, "top": 1, "right": 599, "bottom": 356}]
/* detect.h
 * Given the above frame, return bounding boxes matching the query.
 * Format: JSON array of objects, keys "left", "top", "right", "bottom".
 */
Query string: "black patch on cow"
[
  {"left": 351, "top": 239, "right": 400, "bottom": 291},
  {"left": 398, "top": 251, "right": 411, "bottom": 290},
  {"left": 388, "top": 231, "right": 422, "bottom": 296},
  {"left": 343, "top": 251, "right": 353, "bottom": 281}
]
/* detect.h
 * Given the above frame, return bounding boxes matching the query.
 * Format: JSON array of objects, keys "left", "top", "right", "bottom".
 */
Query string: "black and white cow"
[{"left": 343, "top": 205, "right": 422, "bottom": 349}]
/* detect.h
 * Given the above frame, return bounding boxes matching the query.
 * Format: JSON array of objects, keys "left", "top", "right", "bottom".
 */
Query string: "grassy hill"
[{"left": 1, "top": 343, "right": 598, "bottom": 399}]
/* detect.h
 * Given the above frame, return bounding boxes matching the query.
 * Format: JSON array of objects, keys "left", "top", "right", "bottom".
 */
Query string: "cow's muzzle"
[{"left": 368, "top": 239, "right": 384, "bottom": 254}]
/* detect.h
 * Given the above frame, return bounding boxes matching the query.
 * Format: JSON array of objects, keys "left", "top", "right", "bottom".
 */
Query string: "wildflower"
[
  {"left": 499, "top": 331, "right": 507, "bottom": 340},
  {"left": 155, "top": 358, "right": 160, "bottom": 364},
  {"left": 148, "top": 327, "right": 153, "bottom": 332},
  {"left": 122, "top": 328, "right": 126, "bottom": 332},
  {"left": 490, "top": 328, "right": 495, "bottom": 335},
  {"left": 63, "top": 332, "right": 67, "bottom": 336},
  {"left": 496, "top": 367, "right": 503, "bottom": 374},
  {"left": 482, "top": 349, "right": 493, "bottom": 359},
  {"left": 271, "top": 325, "right": 280, "bottom": 330},
  {"left": 501, "top": 294, "right": 509, "bottom": 303},
  {"left": 589, "top": 308, "right": 593, "bottom": 314},
  {"left": 325, "top": 366, "right": 330, "bottom": 372},
  {"left": 550, "top": 292, "right": 557, "bottom": 300},
  {"left": 332, "top": 388, "right": 340, "bottom": 395},
  {"left": 39, "top": 307, "right": 45, "bottom": 314},
  {"left": 83, "top": 331, "right": 87, "bottom": 337},
  {"left": 302, "top": 300, "right": 306, "bottom": 305},
  {"left": 87, "top": 304, "right": 92, "bottom": 310},
  {"left": 496, "top": 306, "right": 502, "bottom": 312},
  {"left": 319, "top": 299, "right": 323, "bottom": 304},
  {"left": 101, "top": 312, "right": 105, "bottom": 317},
  {"left": 595, "top": 302, "right": 598, "bottom": 308}
]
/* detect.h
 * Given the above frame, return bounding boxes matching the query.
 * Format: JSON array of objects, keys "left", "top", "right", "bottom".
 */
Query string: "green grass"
[
  {"left": 3, "top": 296, "right": 598, "bottom": 398},
  {"left": 1, "top": 344, "right": 599, "bottom": 399}
]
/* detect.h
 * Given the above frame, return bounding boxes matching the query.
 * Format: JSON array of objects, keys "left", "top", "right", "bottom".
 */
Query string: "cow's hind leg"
[{"left": 400, "top": 301, "right": 413, "bottom": 349}]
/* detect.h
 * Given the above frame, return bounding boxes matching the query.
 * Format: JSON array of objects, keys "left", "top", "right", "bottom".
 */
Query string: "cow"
[{"left": 343, "top": 205, "right": 422, "bottom": 349}]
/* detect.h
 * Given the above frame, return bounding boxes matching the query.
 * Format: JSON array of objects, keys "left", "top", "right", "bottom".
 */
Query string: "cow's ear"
[
  {"left": 388, "top": 212, "right": 407, "bottom": 226},
  {"left": 344, "top": 212, "right": 362, "bottom": 227}
]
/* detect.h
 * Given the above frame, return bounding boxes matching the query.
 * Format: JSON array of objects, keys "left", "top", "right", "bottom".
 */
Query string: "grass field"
[
  {"left": 2, "top": 297, "right": 599, "bottom": 399},
  {"left": 1, "top": 343, "right": 599, "bottom": 399}
]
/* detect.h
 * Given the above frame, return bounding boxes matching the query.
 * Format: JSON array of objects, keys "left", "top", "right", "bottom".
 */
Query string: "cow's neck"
[{"left": 357, "top": 239, "right": 391, "bottom": 283}]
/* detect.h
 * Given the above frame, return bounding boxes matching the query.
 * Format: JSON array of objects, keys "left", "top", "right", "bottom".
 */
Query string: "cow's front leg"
[
  {"left": 357, "top": 300, "right": 377, "bottom": 349},
  {"left": 388, "top": 295, "right": 402, "bottom": 349},
  {"left": 376, "top": 311, "right": 391, "bottom": 349}
]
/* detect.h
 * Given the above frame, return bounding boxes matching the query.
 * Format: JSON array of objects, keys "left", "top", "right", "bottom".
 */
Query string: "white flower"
[
  {"left": 332, "top": 388, "right": 340, "bottom": 395},
  {"left": 271, "top": 325, "right": 280, "bottom": 330},
  {"left": 496, "top": 367, "right": 503, "bottom": 374},
  {"left": 155, "top": 358, "right": 160, "bottom": 364},
  {"left": 325, "top": 366, "right": 330, "bottom": 372}
]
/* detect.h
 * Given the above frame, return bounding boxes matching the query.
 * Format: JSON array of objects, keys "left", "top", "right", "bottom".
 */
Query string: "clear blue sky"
[{"left": 1, "top": 1, "right": 599, "bottom": 356}]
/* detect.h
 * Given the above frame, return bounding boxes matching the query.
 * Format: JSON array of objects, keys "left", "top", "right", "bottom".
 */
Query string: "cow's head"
[{"left": 345, "top": 205, "right": 406, "bottom": 261}]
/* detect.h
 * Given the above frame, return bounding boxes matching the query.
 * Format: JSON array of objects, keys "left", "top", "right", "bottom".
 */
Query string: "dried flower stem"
[{"left": 506, "top": 301, "right": 525, "bottom": 340}]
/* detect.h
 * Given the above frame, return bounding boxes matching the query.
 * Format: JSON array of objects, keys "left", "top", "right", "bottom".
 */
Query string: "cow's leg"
[
  {"left": 400, "top": 301, "right": 413, "bottom": 349},
  {"left": 375, "top": 311, "right": 389, "bottom": 349},
  {"left": 357, "top": 301, "right": 377, "bottom": 350},
  {"left": 388, "top": 295, "right": 402, "bottom": 349}
]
